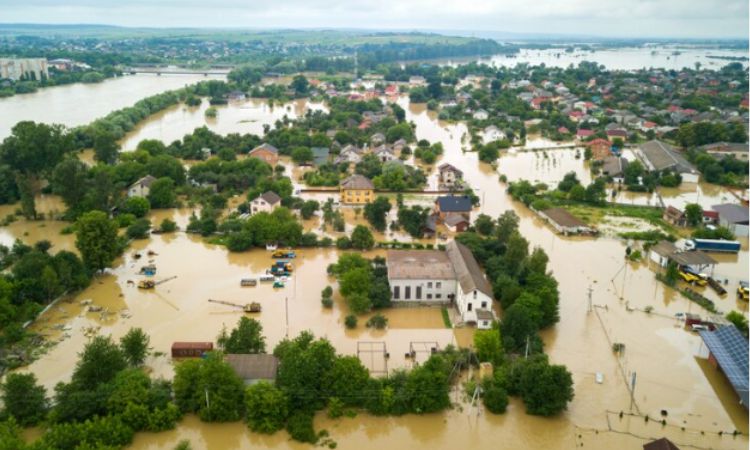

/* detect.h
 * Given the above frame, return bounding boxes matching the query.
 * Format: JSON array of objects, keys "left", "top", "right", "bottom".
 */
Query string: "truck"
[
  {"left": 678, "top": 266, "right": 707, "bottom": 286},
  {"left": 739, "top": 281, "right": 749, "bottom": 301},
  {"left": 684, "top": 239, "right": 741, "bottom": 253}
]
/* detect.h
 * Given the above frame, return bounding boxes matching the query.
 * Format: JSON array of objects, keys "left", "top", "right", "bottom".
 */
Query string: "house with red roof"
[
  {"left": 569, "top": 110, "right": 584, "bottom": 122},
  {"left": 587, "top": 138, "right": 612, "bottom": 160},
  {"left": 558, "top": 126, "right": 570, "bottom": 135},
  {"left": 576, "top": 129, "right": 595, "bottom": 139}
]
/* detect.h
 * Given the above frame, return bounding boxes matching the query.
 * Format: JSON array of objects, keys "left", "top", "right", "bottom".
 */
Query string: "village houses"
[
  {"left": 249, "top": 143, "right": 279, "bottom": 166},
  {"left": 437, "top": 163, "right": 463, "bottom": 188}
]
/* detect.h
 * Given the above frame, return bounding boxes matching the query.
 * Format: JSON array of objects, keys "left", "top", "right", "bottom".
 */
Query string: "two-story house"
[
  {"left": 249, "top": 143, "right": 279, "bottom": 166},
  {"left": 250, "top": 191, "right": 281, "bottom": 215},
  {"left": 128, "top": 175, "right": 157, "bottom": 198},
  {"left": 340, "top": 174, "right": 374, "bottom": 205}
]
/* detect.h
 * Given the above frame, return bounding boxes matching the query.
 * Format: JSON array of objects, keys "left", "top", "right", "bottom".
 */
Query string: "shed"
[
  {"left": 638, "top": 140, "right": 698, "bottom": 183},
  {"left": 444, "top": 213, "right": 470, "bottom": 232},
  {"left": 663, "top": 206, "right": 686, "bottom": 227},
  {"left": 171, "top": 342, "right": 213, "bottom": 358},
  {"left": 311, "top": 147, "right": 330, "bottom": 166},
  {"left": 698, "top": 326, "right": 749, "bottom": 408},
  {"left": 435, "top": 196, "right": 472, "bottom": 215},
  {"left": 225, "top": 354, "right": 279, "bottom": 385},
  {"left": 649, "top": 240, "right": 678, "bottom": 267},
  {"left": 711, "top": 204, "right": 749, "bottom": 237},
  {"left": 539, "top": 207, "right": 595, "bottom": 235}
]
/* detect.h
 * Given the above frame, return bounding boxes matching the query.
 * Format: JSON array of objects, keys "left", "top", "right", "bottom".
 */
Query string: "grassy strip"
[
  {"left": 441, "top": 308, "right": 452, "bottom": 329},
  {"left": 618, "top": 230, "right": 675, "bottom": 242}
]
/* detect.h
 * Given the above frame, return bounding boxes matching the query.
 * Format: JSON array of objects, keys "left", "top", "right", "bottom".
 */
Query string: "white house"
[
  {"left": 386, "top": 241, "right": 495, "bottom": 329},
  {"left": 484, "top": 125, "right": 506, "bottom": 143},
  {"left": 373, "top": 145, "right": 397, "bottom": 162},
  {"left": 250, "top": 191, "right": 281, "bottom": 215},
  {"left": 472, "top": 109, "right": 489, "bottom": 120},
  {"left": 334, "top": 145, "right": 363, "bottom": 164},
  {"left": 128, "top": 175, "right": 157, "bottom": 198},
  {"left": 438, "top": 163, "right": 463, "bottom": 188}
]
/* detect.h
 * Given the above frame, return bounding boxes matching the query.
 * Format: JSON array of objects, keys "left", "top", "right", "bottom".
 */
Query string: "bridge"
[{"left": 124, "top": 66, "right": 232, "bottom": 76}]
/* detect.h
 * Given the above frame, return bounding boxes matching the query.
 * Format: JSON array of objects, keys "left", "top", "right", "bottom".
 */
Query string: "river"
[
  {"left": 438, "top": 46, "right": 749, "bottom": 71},
  {"left": 2, "top": 88, "right": 748, "bottom": 450},
  {"left": 0, "top": 73, "right": 225, "bottom": 139}
]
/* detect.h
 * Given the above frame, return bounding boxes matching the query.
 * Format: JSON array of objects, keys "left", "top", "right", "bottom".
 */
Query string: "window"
[
  {"left": 416, "top": 286, "right": 422, "bottom": 299},
  {"left": 467, "top": 303, "right": 473, "bottom": 312},
  {"left": 427, "top": 294, "right": 432, "bottom": 299},
  {"left": 436, "top": 294, "right": 442, "bottom": 299},
  {"left": 405, "top": 286, "right": 411, "bottom": 300},
  {"left": 393, "top": 286, "right": 400, "bottom": 300},
  {"left": 481, "top": 301, "right": 487, "bottom": 308},
  {"left": 473, "top": 290, "right": 477, "bottom": 299},
  {"left": 427, "top": 282, "right": 433, "bottom": 288},
  {"left": 436, "top": 282, "right": 442, "bottom": 288}
]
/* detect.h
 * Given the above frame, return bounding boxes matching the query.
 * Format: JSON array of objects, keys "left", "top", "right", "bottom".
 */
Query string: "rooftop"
[
  {"left": 639, "top": 140, "right": 695, "bottom": 173},
  {"left": 542, "top": 207, "right": 588, "bottom": 229},
  {"left": 643, "top": 438, "right": 681, "bottom": 450},
  {"left": 712, "top": 203, "right": 749, "bottom": 225},
  {"left": 386, "top": 249, "right": 455, "bottom": 280},
  {"left": 259, "top": 191, "right": 281, "bottom": 205},
  {"left": 438, "top": 163, "right": 463, "bottom": 176},
  {"left": 446, "top": 241, "right": 493, "bottom": 298},
  {"left": 699, "top": 326, "right": 749, "bottom": 407},
  {"left": 225, "top": 354, "right": 279, "bottom": 382},
  {"left": 436, "top": 196, "right": 472, "bottom": 212},
  {"left": 250, "top": 143, "right": 279, "bottom": 154},
  {"left": 341, "top": 174, "right": 374, "bottom": 190}
]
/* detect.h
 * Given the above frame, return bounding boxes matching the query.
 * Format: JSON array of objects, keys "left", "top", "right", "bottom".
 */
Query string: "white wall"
[
  {"left": 390, "top": 278, "right": 456, "bottom": 303},
  {"left": 455, "top": 285, "right": 493, "bottom": 324}
]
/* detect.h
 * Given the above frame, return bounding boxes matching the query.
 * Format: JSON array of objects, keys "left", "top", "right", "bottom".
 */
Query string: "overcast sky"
[{"left": 1, "top": 0, "right": 748, "bottom": 39}]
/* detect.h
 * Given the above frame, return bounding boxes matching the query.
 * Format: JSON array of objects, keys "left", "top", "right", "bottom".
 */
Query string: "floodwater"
[
  {"left": 0, "top": 74, "right": 226, "bottom": 139},
  {"left": 119, "top": 98, "right": 329, "bottom": 150},
  {"left": 4, "top": 93, "right": 748, "bottom": 450},
  {"left": 439, "top": 46, "right": 749, "bottom": 71}
]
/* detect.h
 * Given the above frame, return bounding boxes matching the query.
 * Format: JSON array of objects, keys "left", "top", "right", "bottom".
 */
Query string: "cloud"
[{"left": 0, "top": 0, "right": 747, "bottom": 38}]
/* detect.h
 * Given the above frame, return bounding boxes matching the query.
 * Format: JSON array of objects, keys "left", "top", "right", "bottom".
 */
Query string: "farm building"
[
  {"left": 698, "top": 326, "right": 749, "bottom": 409},
  {"left": 386, "top": 241, "right": 495, "bottom": 329},
  {"left": 711, "top": 203, "right": 749, "bottom": 237},
  {"left": 637, "top": 140, "right": 699, "bottom": 183},
  {"left": 538, "top": 207, "right": 596, "bottom": 235}
]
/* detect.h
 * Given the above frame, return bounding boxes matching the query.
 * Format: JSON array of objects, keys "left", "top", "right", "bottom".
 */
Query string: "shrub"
[
  {"left": 365, "top": 314, "right": 388, "bottom": 329},
  {"left": 344, "top": 315, "right": 357, "bottom": 329},
  {"left": 127, "top": 218, "right": 151, "bottom": 239},
  {"left": 160, "top": 218, "right": 177, "bottom": 233},
  {"left": 286, "top": 411, "right": 317, "bottom": 444}
]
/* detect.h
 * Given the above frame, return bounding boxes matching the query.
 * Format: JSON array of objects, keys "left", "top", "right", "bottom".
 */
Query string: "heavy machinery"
[
  {"left": 138, "top": 276, "right": 177, "bottom": 289},
  {"left": 207, "top": 299, "right": 261, "bottom": 313}
]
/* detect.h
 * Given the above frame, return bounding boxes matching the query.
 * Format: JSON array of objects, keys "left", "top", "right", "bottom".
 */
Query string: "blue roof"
[
  {"left": 436, "top": 196, "right": 472, "bottom": 212},
  {"left": 699, "top": 326, "right": 749, "bottom": 407}
]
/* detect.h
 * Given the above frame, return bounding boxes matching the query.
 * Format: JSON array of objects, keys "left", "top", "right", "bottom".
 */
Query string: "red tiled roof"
[{"left": 577, "top": 129, "right": 595, "bottom": 137}]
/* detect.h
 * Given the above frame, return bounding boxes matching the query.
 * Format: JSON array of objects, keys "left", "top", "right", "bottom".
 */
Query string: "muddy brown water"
[{"left": 2, "top": 95, "right": 747, "bottom": 449}]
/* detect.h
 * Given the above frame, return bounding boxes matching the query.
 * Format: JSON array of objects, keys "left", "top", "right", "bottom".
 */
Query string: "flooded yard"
[{"left": 2, "top": 93, "right": 747, "bottom": 450}]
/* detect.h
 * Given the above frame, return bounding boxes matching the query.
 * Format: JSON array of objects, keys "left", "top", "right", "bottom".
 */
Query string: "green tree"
[
  {"left": 325, "top": 356, "right": 370, "bottom": 406},
  {"left": 684, "top": 203, "right": 703, "bottom": 227},
  {"left": 75, "top": 210, "right": 120, "bottom": 273},
  {"left": 1, "top": 373, "right": 48, "bottom": 426},
  {"left": 518, "top": 358, "right": 574, "bottom": 416},
  {"left": 245, "top": 382, "right": 288, "bottom": 433},
  {"left": 481, "top": 377, "right": 509, "bottom": 414},
  {"left": 119, "top": 327, "right": 151, "bottom": 367},
  {"left": 291, "top": 75, "right": 309, "bottom": 96},
  {"left": 51, "top": 158, "right": 90, "bottom": 217},
  {"left": 127, "top": 218, "right": 152, "bottom": 239},
  {"left": 726, "top": 311, "right": 749, "bottom": 338},
  {"left": 172, "top": 352, "right": 245, "bottom": 422},
  {"left": 122, "top": 196, "right": 151, "bottom": 218},
  {"left": 93, "top": 127, "right": 120, "bottom": 164},
  {"left": 500, "top": 304, "right": 540, "bottom": 354},
  {"left": 350, "top": 225, "right": 375, "bottom": 250},
  {"left": 495, "top": 210, "right": 519, "bottom": 245},
  {"left": 363, "top": 196, "right": 392, "bottom": 232},
  {"left": 148, "top": 177, "right": 176, "bottom": 208},
  {"left": 291, "top": 146, "right": 314, "bottom": 164},
  {"left": 218, "top": 317, "right": 266, "bottom": 354},
  {"left": 474, "top": 329, "right": 503, "bottom": 365},
  {"left": 300, "top": 200, "right": 319, "bottom": 220},
  {"left": 474, "top": 214, "right": 495, "bottom": 235}
]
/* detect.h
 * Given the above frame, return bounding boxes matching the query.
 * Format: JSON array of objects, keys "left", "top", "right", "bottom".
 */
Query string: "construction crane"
[
  {"left": 137, "top": 276, "right": 177, "bottom": 289},
  {"left": 208, "top": 299, "right": 261, "bottom": 313}
]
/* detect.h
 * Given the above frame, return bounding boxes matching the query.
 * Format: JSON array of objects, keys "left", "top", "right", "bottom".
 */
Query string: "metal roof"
[
  {"left": 341, "top": 174, "right": 374, "bottom": 190},
  {"left": 446, "top": 241, "right": 493, "bottom": 298},
  {"left": 712, "top": 203, "right": 749, "bottom": 225},
  {"left": 669, "top": 250, "right": 716, "bottom": 267},
  {"left": 639, "top": 140, "right": 695, "bottom": 173},
  {"left": 225, "top": 354, "right": 279, "bottom": 381},
  {"left": 436, "top": 196, "right": 472, "bottom": 212},
  {"left": 386, "top": 250, "right": 455, "bottom": 280},
  {"left": 699, "top": 326, "right": 749, "bottom": 407}
]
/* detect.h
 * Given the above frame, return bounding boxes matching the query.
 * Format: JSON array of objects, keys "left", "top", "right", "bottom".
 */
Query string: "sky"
[{"left": 1, "top": 0, "right": 748, "bottom": 39}]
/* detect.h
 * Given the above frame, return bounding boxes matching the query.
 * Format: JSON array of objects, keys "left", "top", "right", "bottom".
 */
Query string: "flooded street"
[
  {"left": 3, "top": 91, "right": 748, "bottom": 449},
  {"left": 0, "top": 74, "right": 225, "bottom": 139}
]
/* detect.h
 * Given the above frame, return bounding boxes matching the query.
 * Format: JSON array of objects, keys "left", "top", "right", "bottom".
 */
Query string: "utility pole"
[
  {"left": 285, "top": 296, "right": 289, "bottom": 338},
  {"left": 587, "top": 285, "right": 593, "bottom": 313},
  {"left": 629, "top": 371, "right": 637, "bottom": 412},
  {"left": 524, "top": 335, "right": 530, "bottom": 359}
]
